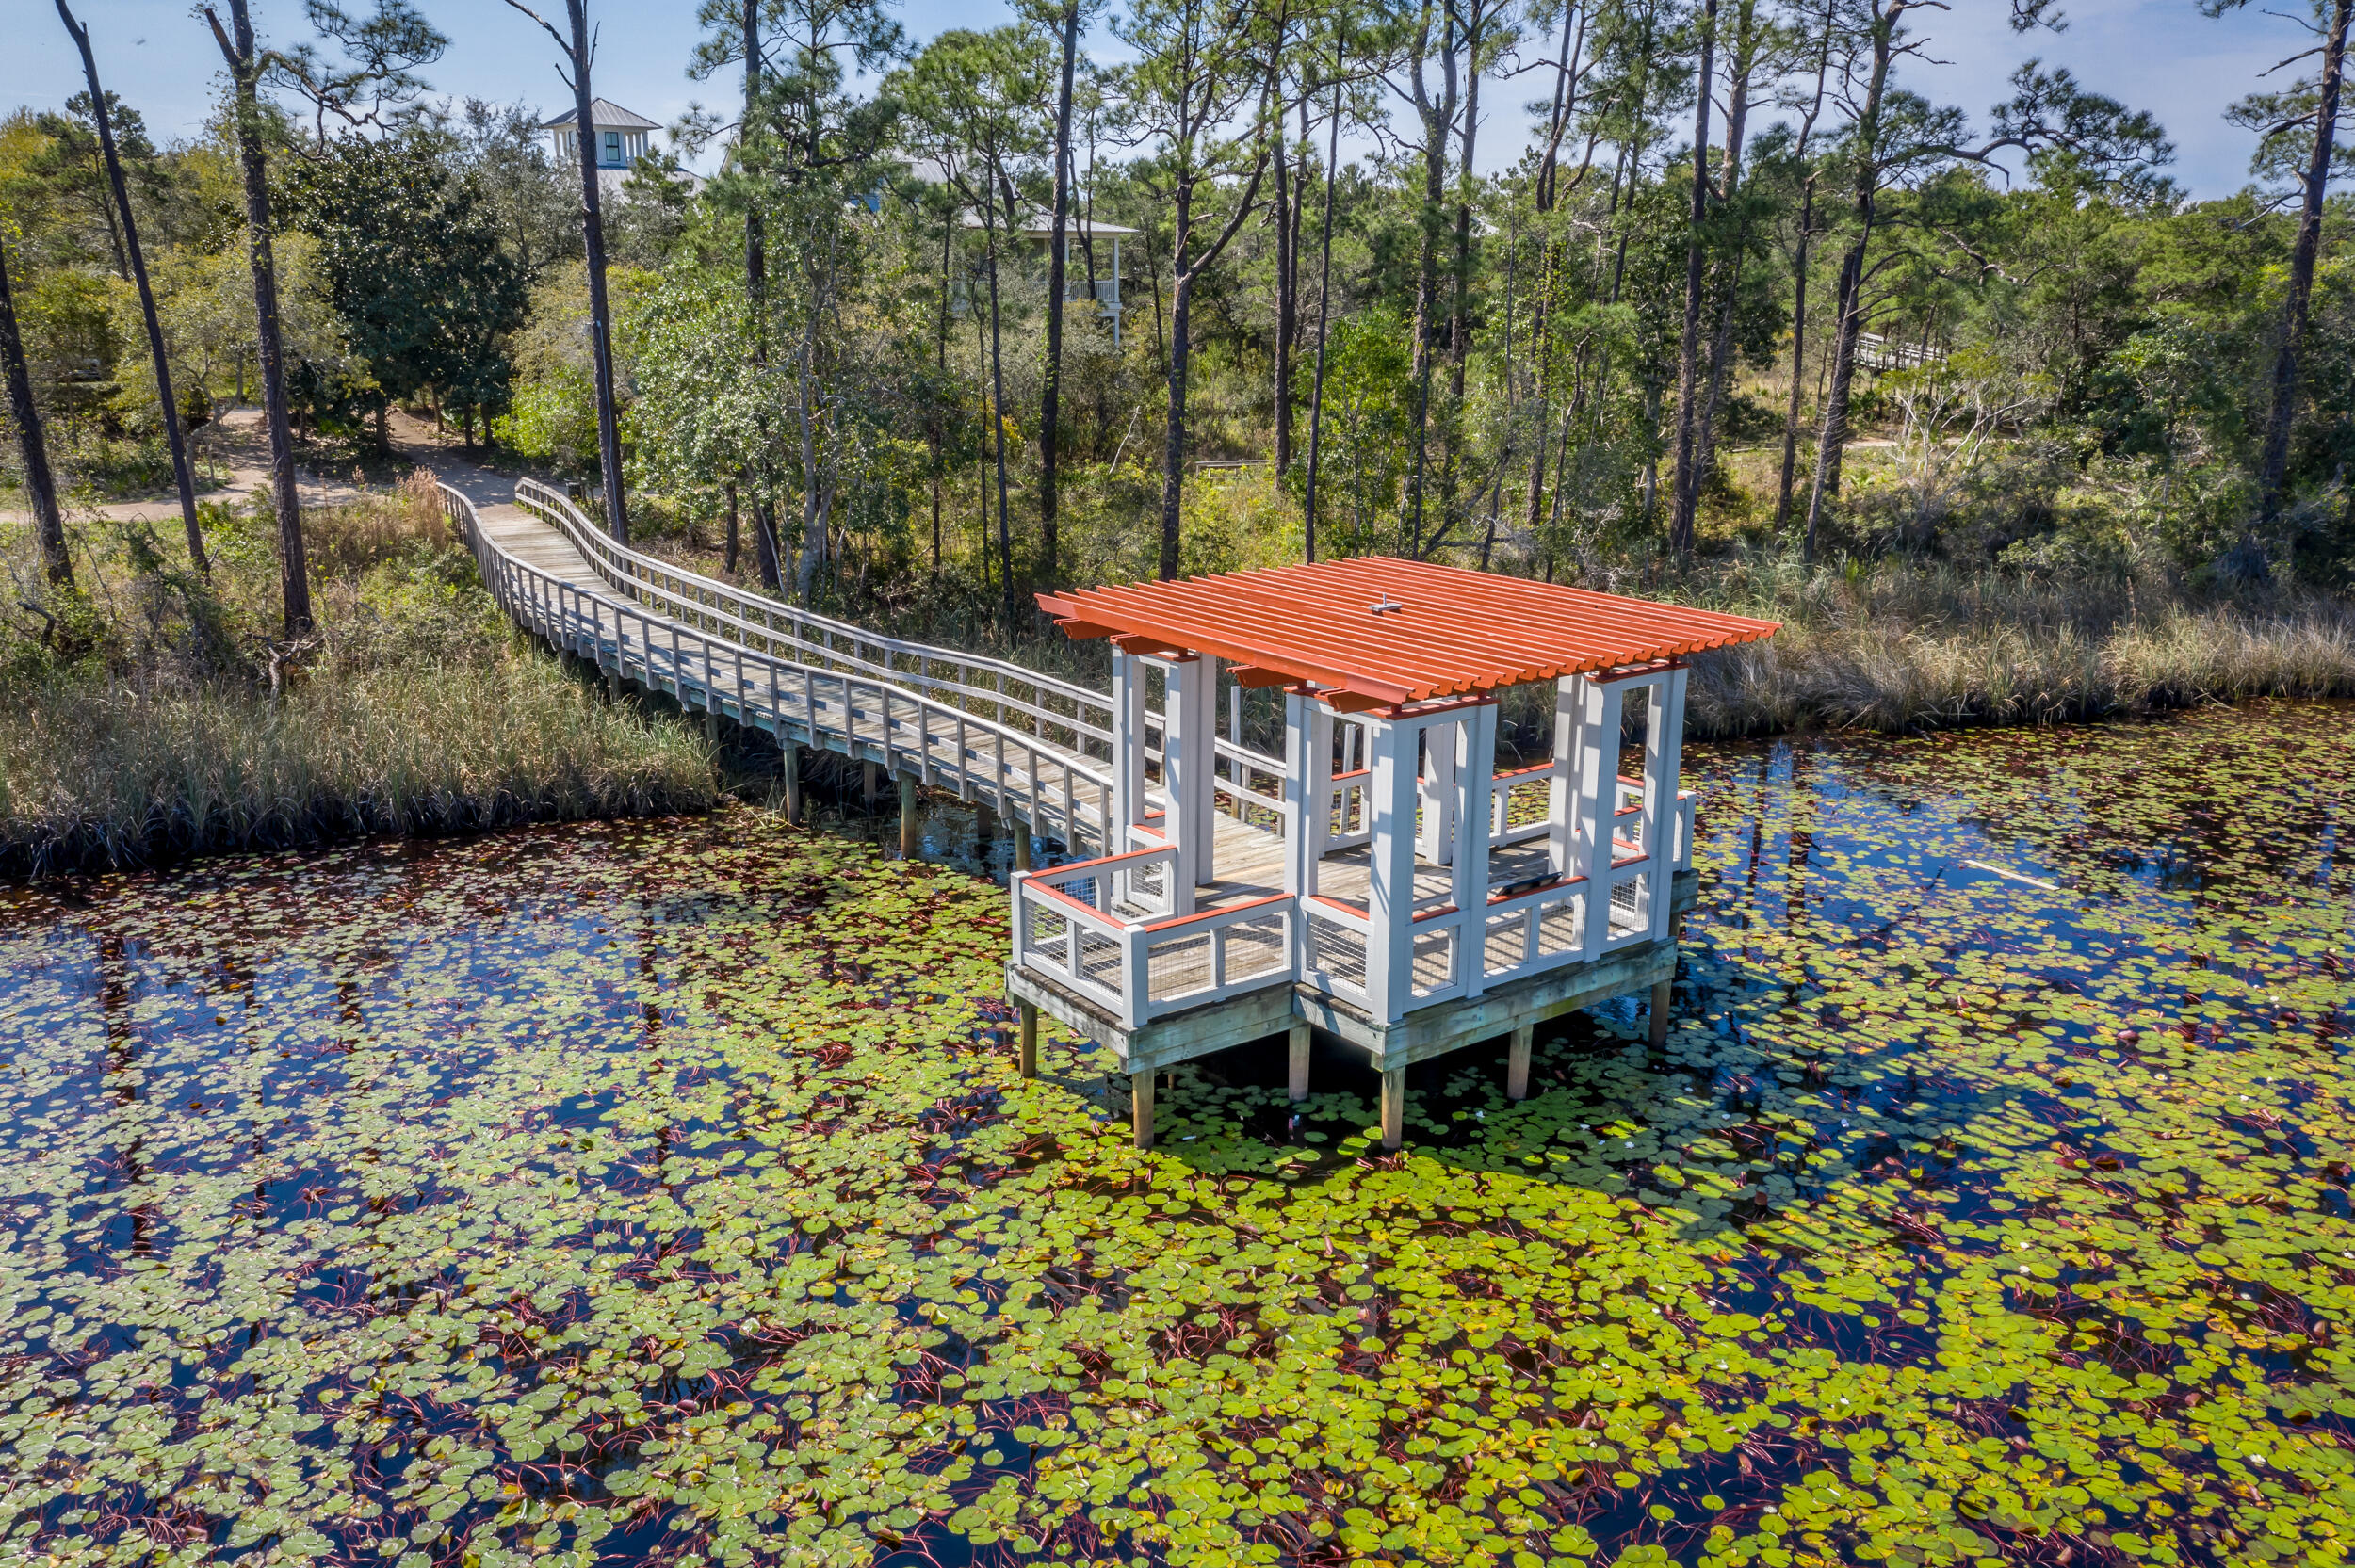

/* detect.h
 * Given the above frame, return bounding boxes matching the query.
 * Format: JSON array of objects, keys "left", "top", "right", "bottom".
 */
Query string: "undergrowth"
[{"left": 0, "top": 474, "right": 717, "bottom": 876}]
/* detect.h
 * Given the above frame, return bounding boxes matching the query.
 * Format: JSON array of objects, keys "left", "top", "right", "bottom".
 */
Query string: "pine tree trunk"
[
  {"left": 988, "top": 237, "right": 1014, "bottom": 621},
  {"left": 1039, "top": 0, "right": 1080, "bottom": 588},
  {"left": 1273, "top": 104, "right": 1295, "bottom": 475},
  {"left": 1776, "top": 176, "right": 1817, "bottom": 531},
  {"left": 1301, "top": 68, "right": 1342, "bottom": 563},
  {"left": 741, "top": 0, "right": 784, "bottom": 590},
  {"left": 2254, "top": 0, "right": 2353, "bottom": 541},
  {"left": 1666, "top": 0, "right": 1718, "bottom": 553},
  {"left": 61, "top": 1, "right": 205, "bottom": 574},
  {"left": 213, "top": 0, "right": 310, "bottom": 637},
  {"left": 1159, "top": 188, "right": 1195, "bottom": 581},
  {"left": 568, "top": 0, "right": 628, "bottom": 543},
  {"left": 1803, "top": 240, "right": 1865, "bottom": 563},
  {"left": 0, "top": 234, "right": 70, "bottom": 587}
]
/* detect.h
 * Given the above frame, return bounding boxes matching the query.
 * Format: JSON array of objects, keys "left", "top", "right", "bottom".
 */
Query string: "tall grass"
[
  {"left": 1, "top": 476, "right": 717, "bottom": 877},
  {"left": 1667, "top": 553, "right": 2355, "bottom": 736}
]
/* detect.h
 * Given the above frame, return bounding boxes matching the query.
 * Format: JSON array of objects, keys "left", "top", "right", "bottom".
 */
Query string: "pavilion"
[{"left": 1010, "top": 556, "right": 1778, "bottom": 1150}]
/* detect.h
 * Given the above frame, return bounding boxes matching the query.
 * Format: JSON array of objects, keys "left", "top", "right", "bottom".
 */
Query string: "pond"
[{"left": 2, "top": 702, "right": 2348, "bottom": 1568}]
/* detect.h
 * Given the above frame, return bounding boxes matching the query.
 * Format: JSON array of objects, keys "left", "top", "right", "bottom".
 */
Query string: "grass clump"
[{"left": 0, "top": 474, "right": 717, "bottom": 875}]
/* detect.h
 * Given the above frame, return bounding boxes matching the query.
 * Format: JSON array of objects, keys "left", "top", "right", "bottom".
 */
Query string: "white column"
[
  {"left": 1363, "top": 715, "right": 1420, "bottom": 1024},
  {"left": 1452, "top": 703, "right": 1497, "bottom": 996},
  {"left": 1159, "top": 655, "right": 1215, "bottom": 909},
  {"left": 1110, "top": 650, "right": 1147, "bottom": 848},
  {"left": 1645, "top": 668, "right": 1687, "bottom": 940},
  {"left": 1572, "top": 676, "right": 1621, "bottom": 962},
  {"left": 1546, "top": 676, "right": 1583, "bottom": 878},
  {"left": 1284, "top": 694, "right": 1333, "bottom": 897},
  {"left": 1417, "top": 722, "right": 1456, "bottom": 865}
]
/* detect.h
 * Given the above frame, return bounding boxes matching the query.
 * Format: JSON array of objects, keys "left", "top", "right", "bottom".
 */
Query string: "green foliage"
[
  {"left": 291, "top": 134, "right": 528, "bottom": 435},
  {"left": 1293, "top": 309, "right": 1411, "bottom": 552}
]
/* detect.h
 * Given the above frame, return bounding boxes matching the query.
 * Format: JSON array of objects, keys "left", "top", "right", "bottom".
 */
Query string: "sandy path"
[{"left": 1, "top": 408, "right": 544, "bottom": 525}]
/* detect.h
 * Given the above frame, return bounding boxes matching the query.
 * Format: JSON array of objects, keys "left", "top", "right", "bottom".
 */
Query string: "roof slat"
[{"left": 1038, "top": 556, "right": 1778, "bottom": 701}]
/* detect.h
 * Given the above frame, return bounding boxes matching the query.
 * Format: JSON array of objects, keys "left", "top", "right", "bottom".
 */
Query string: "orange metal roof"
[{"left": 1036, "top": 556, "right": 1779, "bottom": 707}]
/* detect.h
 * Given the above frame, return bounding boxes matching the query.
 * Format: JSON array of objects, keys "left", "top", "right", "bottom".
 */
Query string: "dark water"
[{"left": 0, "top": 701, "right": 2347, "bottom": 1568}]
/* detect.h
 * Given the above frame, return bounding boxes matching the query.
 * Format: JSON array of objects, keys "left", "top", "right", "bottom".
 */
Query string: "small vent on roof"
[{"left": 1369, "top": 596, "right": 1405, "bottom": 616}]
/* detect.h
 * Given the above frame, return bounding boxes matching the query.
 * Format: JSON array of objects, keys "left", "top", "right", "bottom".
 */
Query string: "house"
[
  {"left": 542, "top": 100, "right": 660, "bottom": 196},
  {"left": 955, "top": 211, "right": 1134, "bottom": 347}
]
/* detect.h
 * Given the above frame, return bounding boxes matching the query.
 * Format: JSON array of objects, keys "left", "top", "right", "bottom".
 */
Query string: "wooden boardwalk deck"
[{"left": 444, "top": 481, "right": 1122, "bottom": 855}]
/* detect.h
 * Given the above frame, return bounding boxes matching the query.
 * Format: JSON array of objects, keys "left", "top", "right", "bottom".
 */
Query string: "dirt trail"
[{"left": 1, "top": 408, "right": 543, "bottom": 526}]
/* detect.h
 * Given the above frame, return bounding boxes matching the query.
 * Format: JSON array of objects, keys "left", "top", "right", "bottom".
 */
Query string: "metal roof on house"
[
  {"left": 541, "top": 99, "right": 660, "bottom": 131},
  {"left": 1037, "top": 557, "right": 1780, "bottom": 709}
]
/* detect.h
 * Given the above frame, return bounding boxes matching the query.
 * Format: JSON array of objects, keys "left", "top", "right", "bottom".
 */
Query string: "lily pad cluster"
[{"left": 0, "top": 701, "right": 2348, "bottom": 1568}]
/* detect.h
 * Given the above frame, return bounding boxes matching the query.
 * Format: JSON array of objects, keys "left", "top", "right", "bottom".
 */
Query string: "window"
[{"left": 603, "top": 130, "right": 623, "bottom": 165}]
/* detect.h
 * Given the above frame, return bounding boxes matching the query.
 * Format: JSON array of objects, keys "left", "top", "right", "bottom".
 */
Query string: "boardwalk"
[{"left": 443, "top": 479, "right": 1140, "bottom": 857}]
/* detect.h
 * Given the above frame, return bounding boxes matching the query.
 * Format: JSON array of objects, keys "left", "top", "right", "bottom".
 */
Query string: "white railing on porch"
[{"left": 1013, "top": 847, "right": 1299, "bottom": 1028}]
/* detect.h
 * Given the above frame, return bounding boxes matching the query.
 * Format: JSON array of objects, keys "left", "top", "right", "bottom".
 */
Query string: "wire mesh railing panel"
[
  {"left": 1411, "top": 926, "right": 1456, "bottom": 997},
  {"left": 1307, "top": 919, "right": 1368, "bottom": 990},
  {"left": 1485, "top": 911, "right": 1530, "bottom": 977},
  {"left": 1145, "top": 933, "right": 1214, "bottom": 1002},
  {"left": 1221, "top": 913, "right": 1291, "bottom": 983},
  {"left": 1537, "top": 894, "right": 1587, "bottom": 957},
  {"left": 1075, "top": 929, "right": 1125, "bottom": 991}
]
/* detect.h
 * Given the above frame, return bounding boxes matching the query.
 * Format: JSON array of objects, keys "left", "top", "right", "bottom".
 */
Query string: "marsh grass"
[
  {"left": 0, "top": 475, "right": 717, "bottom": 876},
  {"left": 1670, "top": 552, "right": 2355, "bottom": 735}
]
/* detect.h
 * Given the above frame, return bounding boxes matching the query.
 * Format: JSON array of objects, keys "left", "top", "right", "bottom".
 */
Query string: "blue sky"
[{"left": 0, "top": 0, "right": 2306, "bottom": 199}]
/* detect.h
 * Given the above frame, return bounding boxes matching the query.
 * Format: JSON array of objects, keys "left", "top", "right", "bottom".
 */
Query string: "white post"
[
  {"left": 1645, "top": 668, "right": 1688, "bottom": 940},
  {"left": 1303, "top": 700, "right": 1333, "bottom": 897},
  {"left": 1417, "top": 722, "right": 1456, "bottom": 865},
  {"left": 1572, "top": 676, "right": 1620, "bottom": 962},
  {"left": 1364, "top": 715, "right": 1420, "bottom": 1024},
  {"left": 1453, "top": 703, "right": 1497, "bottom": 996},
  {"left": 1111, "top": 650, "right": 1147, "bottom": 847},
  {"left": 1546, "top": 676, "right": 1582, "bottom": 879},
  {"left": 1158, "top": 654, "right": 1215, "bottom": 910}
]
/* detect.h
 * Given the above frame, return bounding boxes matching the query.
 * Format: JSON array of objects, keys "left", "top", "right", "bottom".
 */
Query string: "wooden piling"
[
  {"left": 1649, "top": 913, "right": 1685, "bottom": 1047},
  {"left": 1130, "top": 1071, "right": 1154, "bottom": 1149},
  {"left": 1287, "top": 1023, "right": 1310, "bottom": 1101},
  {"left": 704, "top": 703, "right": 719, "bottom": 748},
  {"left": 779, "top": 740, "right": 802, "bottom": 824},
  {"left": 863, "top": 759, "right": 880, "bottom": 809},
  {"left": 1017, "top": 1003, "right": 1037, "bottom": 1078},
  {"left": 1507, "top": 1023, "right": 1533, "bottom": 1100},
  {"left": 1379, "top": 1068, "right": 1405, "bottom": 1150},
  {"left": 899, "top": 771, "right": 918, "bottom": 858},
  {"left": 1013, "top": 819, "right": 1032, "bottom": 871}
]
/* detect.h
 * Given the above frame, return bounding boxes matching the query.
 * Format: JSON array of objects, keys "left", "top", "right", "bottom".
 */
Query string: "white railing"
[
  {"left": 1489, "top": 762, "right": 1553, "bottom": 848},
  {"left": 1012, "top": 846, "right": 1298, "bottom": 1027},
  {"left": 1323, "top": 768, "right": 1372, "bottom": 850},
  {"left": 444, "top": 483, "right": 1116, "bottom": 853},
  {"left": 1301, "top": 896, "right": 1372, "bottom": 1008},
  {"left": 1481, "top": 876, "right": 1590, "bottom": 984},
  {"left": 513, "top": 477, "right": 1124, "bottom": 762},
  {"left": 1214, "top": 738, "right": 1287, "bottom": 826}
]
